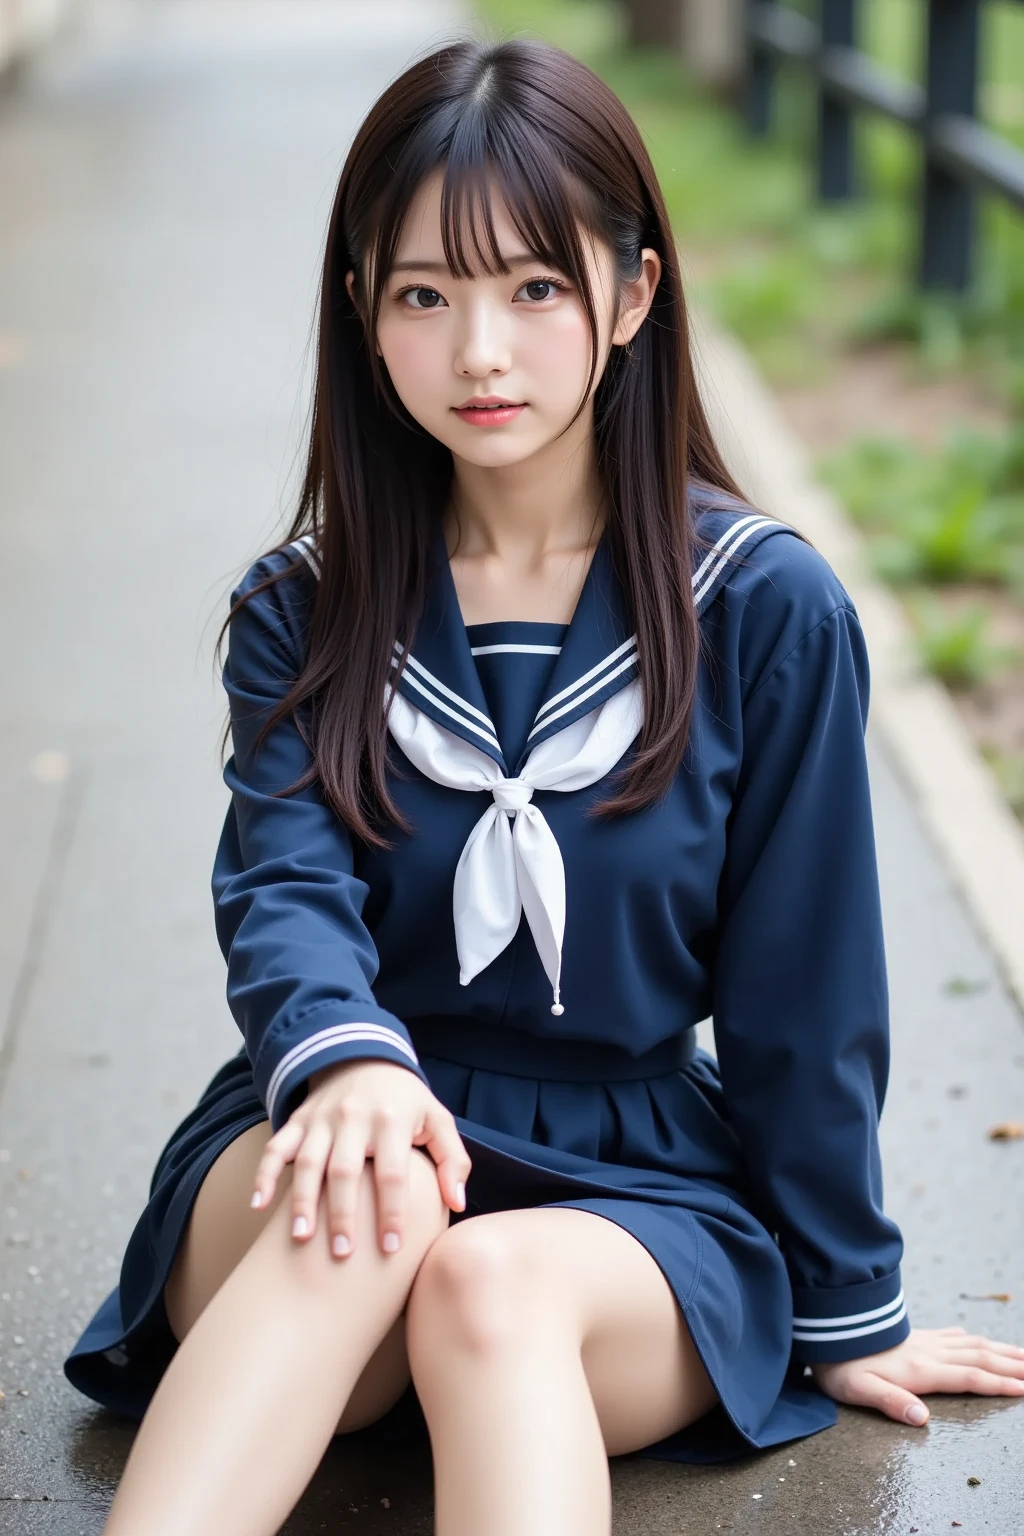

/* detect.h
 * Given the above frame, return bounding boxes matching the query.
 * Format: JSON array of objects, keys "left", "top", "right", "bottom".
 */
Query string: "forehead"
[
  {"left": 375, "top": 164, "right": 608, "bottom": 287},
  {"left": 392, "top": 167, "right": 520, "bottom": 263}
]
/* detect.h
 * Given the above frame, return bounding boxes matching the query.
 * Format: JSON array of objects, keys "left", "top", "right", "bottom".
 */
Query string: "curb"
[{"left": 689, "top": 301, "right": 1024, "bottom": 1019}]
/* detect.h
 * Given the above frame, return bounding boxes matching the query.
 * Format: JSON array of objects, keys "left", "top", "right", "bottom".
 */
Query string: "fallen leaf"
[
  {"left": 944, "top": 976, "right": 988, "bottom": 995},
  {"left": 967, "top": 1476, "right": 981, "bottom": 1486},
  {"left": 958, "top": 1292, "right": 1013, "bottom": 1303},
  {"left": 987, "top": 1123, "right": 1024, "bottom": 1140}
]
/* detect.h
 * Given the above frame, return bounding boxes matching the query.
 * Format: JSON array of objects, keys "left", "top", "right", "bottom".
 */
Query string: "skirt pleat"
[{"left": 63, "top": 1043, "right": 839, "bottom": 1462}]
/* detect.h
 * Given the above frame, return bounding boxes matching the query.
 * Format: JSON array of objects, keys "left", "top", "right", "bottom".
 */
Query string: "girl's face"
[{"left": 346, "top": 167, "right": 660, "bottom": 470}]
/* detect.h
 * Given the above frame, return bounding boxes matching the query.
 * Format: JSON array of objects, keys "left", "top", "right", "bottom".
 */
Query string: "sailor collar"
[
  {"left": 288, "top": 498, "right": 788, "bottom": 1015},
  {"left": 305, "top": 500, "right": 780, "bottom": 779}
]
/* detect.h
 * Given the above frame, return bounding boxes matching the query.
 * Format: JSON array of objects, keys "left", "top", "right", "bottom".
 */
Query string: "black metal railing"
[{"left": 744, "top": 0, "right": 1024, "bottom": 292}]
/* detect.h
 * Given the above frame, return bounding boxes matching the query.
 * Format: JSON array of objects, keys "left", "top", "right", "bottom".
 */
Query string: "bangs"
[
  {"left": 362, "top": 111, "right": 606, "bottom": 414},
  {"left": 435, "top": 152, "right": 599, "bottom": 286}
]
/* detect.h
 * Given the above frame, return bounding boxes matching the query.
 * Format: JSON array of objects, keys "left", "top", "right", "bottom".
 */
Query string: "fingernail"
[
  {"left": 455, "top": 1182, "right": 466, "bottom": 1207},
  {"left": 332, "top": 1234, "right": 352, "bottom": 1258},
  {"left": 382, "top": 1231, "right": 400, "bottom": 1253},
  {"left": 905, "top": 1403, "right": 928, "bottom": 1425},
  {"left": 292, "top": 1216, "right": 309, "bottom": 1238},
  {"left": 250, "top": 1191, "right": 262, "bottom": 1209}
]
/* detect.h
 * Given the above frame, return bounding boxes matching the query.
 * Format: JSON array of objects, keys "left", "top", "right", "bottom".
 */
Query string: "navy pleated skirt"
[{"left": 63, "top": 1016, "right": 836, "bottom": 1463}]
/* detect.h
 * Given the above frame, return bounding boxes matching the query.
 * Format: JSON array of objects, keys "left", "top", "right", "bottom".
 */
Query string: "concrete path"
[{"left": 0, "top": 3, "right": 1021, "bottom": 1531}]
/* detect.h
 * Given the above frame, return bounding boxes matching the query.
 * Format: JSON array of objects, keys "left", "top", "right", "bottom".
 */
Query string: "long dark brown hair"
[{"left": 217, "top": 34, "right": 768, "bottom": 848}]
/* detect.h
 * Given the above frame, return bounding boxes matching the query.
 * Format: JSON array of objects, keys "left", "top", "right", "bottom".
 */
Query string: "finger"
[
  {"left": 415, "top": 1106, "right": 472, "bottom": 1211},
  {"left": 289, "top": 1120, "right": 334, "bottom": 1241},
  {"left": 929, "top": 1364, "right": 1024, "bottom": 1396},
  {"left": 324, "top": 1108, "right": 371, "bottom": 1259},
  {"left": 948, "top": 1345, "right": 1024, "bottom": 1376},
  {"left": 847, "top": 1371, "right": 930, "bottom": 1426},
  {"left": 943, "top": 1336, "right": 1024, "bottom": 1361},
  {"left": 252, "top": 1119, "right": 305, "bottom": 1209},
  {"left": 370, "top": 1109, "right": 413, "bottom": 1255}
]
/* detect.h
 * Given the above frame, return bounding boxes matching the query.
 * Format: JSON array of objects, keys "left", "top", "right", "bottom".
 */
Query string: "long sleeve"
[
  {"left": 211, "top": 553, "right": 430, "bottom": 1133},
  {"left": 711, "top": 591, "right": 910, "bottom": 1365}
]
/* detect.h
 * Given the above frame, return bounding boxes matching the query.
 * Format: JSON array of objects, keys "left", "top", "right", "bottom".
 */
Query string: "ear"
[
  {"left": 345, "top": 268, "right": 383, "bottom": 356},
  {"left": 611, "top": 247, "right": 662, "bottom": 348}
]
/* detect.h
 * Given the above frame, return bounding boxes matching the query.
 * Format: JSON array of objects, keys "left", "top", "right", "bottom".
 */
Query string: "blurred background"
[
  {"left": 2, "top": 4, "right": 1023, "bottom": 1531},
  {"left": 473, "top": 0, "right": 1024, "bottom": 829}
]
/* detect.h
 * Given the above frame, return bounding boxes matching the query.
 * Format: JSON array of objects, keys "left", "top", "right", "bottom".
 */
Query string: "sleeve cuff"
[
  {"left": 256, "top": 1003, "right": 430, "bottom": 1131},
  {"left": 790, "top": 1271, "right": 910, "bottom": 1363}
]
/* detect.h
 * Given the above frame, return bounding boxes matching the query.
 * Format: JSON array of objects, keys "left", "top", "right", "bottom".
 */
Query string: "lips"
[{"left": 454, "top": 396, "right": 522, "bottom": 409}]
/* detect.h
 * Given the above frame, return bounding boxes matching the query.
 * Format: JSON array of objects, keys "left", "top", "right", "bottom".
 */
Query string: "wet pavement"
[{"left": 1, "top": 2, "right": 1022, "bottom": 1531}]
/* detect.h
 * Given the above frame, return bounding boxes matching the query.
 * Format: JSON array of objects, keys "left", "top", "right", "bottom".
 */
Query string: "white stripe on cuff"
[
  {"left": 793, "top": 1302, "right": 908, "bottom": 1345},
  {"left": 266, "top": 1022, "right": 420, "bottom": 1123},
  {"left": 792, "top": 1290, "right": 905, "bottom": 1329}
]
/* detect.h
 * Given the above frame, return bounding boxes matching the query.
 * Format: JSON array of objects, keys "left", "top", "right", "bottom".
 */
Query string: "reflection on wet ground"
[{"left": 0, "top": 2, "right": 1021, "bottom": 1532}]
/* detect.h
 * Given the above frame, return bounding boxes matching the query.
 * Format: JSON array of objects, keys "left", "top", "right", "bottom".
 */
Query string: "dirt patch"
[{"left": 775, "top": 342, "right": 1012, "bottom": 455}]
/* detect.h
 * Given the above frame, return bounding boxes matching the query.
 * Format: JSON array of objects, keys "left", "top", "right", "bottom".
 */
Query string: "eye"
[
  {"left": 514, "top": 277, "right": 567, "bottom": 303},
  {"left": 397, "top": 286, "right": 448, "bottom": 310}
]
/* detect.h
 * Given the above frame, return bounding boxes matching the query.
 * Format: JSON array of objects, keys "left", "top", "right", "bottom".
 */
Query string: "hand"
[
  {"left": 250, "top": 1060, "right": 472, "bottom": 1260},
  {"left": 811, "top": 1326, "right": 1024, "bottom": 1426}
]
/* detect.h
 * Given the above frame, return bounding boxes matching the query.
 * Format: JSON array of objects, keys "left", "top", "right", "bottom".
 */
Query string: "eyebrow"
[{"left": 389, "top": 252, "right": 540, "bottom": 274}]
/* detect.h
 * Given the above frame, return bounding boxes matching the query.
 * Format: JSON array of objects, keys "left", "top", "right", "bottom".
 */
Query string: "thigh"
[
  {"left": 419, "top": 1204, "right": 719, "bottom": 1458},
  {"left": 163, "top": 1119, "right": 424, "bottom": 1436}
]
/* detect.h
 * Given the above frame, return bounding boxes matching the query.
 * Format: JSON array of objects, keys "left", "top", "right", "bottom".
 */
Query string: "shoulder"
[
  {"left": 227, "top": 534, "right": 321, "bottom": 677},
  {"left": 690, "top": 489, "right": 856, "bottom": 692}
]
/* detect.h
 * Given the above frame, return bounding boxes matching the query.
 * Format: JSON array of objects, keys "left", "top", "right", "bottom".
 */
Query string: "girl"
[{"left": 64, "top": 34, "right": 1024, "bottom": 1536}]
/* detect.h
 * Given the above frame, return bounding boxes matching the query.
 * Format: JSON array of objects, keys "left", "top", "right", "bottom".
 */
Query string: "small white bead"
[{"left": 550, "top": 1002, "right": 564, "bottom": 1015}]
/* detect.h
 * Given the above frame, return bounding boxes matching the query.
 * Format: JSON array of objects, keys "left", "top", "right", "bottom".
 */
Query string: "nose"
[{"left": 454, "top": 296, "right": 512, "bottom": 379}]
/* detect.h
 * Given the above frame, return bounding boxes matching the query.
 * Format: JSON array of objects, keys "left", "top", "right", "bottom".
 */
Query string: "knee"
[
  {"left": 279, "top": 1147, "right": 448, "bottom": 1292},
  {"left": 406, "top": 1220, "right": 561, "bottom": 1360}
]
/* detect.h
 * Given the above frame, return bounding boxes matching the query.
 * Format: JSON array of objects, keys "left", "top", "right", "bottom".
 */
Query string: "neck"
[{"left": 444, "top": 404, "right": 606, "bottom": 563}]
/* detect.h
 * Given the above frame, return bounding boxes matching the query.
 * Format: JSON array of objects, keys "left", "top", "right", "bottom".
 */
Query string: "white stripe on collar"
[
  {"left": 692, "top": 515, "right": 780, "bottom": 608},
  {"left": 393, "top": 643, "right": 496, "bottom": 731},
  {"left": 289, "top": 532, "right": 321, "bottom": 575},
  {"left": 531, "top": 635, "right": 639, "bottom": 732},
  {"left": 527, "top": 647, "right": 640, "bottom": 742},
  {"left": 470, "top": 642, "right": 563, "bottom": 656},
  {"left": 389, "top": 653, "right": 500, "bottom": 753}
]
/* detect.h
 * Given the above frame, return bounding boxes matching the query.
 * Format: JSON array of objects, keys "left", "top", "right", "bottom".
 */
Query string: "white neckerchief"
[{"left": 384, "top": 679, "right": 643, "bottom": 1014}]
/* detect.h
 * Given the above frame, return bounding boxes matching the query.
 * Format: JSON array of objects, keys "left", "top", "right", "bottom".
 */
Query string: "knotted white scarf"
[{"left": 384, "top": 679, "right": 644, "bottom": 1014}]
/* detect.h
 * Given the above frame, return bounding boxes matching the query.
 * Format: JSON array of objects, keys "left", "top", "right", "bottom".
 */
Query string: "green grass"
[
  {"left": 470, "top": 0, "right": 1024, "bottom": 803},
  {"left": 470, "top": 0, "right": 1024, "bottom": 404},
  {"left": 817, "top": 425, "right": 1024, "bottom": 588}
]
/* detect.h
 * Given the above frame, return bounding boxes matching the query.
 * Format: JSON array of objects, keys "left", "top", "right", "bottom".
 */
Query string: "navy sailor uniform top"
[{"left": 211, "top": 489, "right": 911, "bottom": 1369}]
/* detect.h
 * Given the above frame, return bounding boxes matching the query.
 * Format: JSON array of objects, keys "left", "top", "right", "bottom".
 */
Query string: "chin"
[{"left": 442, "top": 434, "right": 550, "bottom": 469}]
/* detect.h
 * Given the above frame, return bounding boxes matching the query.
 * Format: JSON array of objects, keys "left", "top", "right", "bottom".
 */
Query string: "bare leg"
[
  {"left": 405, "top": 1205, "right": 718, "bottom": 1536},
  {"left": 102, "top": 1128, "right": 448, "bottom": 1536}
]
